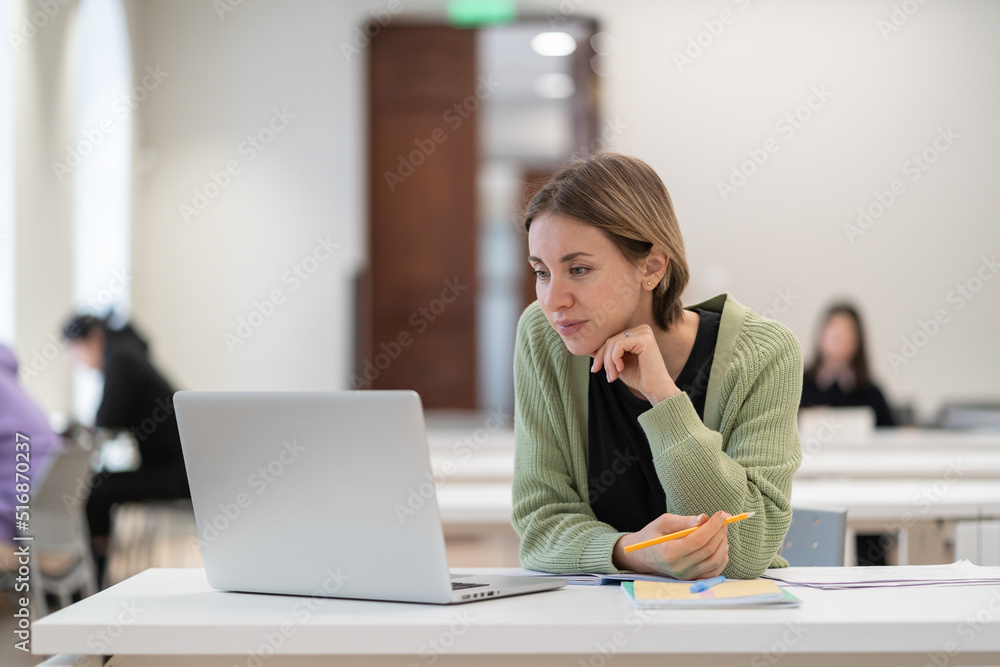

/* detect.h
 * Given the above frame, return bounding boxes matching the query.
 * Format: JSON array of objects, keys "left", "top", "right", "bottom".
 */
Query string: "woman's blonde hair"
[{"left": 523, "top": 151, "right": 690, "bottom": 330}]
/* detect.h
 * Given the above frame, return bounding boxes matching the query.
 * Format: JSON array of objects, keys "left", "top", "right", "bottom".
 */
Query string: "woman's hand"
[
  {"left": 591, "top": 324, "right": 680, "bottom": 405},
  {"left": 612, "top": 511, "right": 731, "bottom": 580}
]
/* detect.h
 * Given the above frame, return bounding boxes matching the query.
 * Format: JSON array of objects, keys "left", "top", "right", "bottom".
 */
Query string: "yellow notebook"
[{"left": 622, "top": 579, "right": 801, "bottom": 608}]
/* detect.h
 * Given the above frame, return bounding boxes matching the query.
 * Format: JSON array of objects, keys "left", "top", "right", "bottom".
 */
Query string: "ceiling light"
[{"left": 531, "top": 32, "right": 577, "bottom": 57}]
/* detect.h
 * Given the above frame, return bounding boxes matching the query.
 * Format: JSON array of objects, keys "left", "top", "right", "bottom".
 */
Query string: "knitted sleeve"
[
  {"left": 637, "top": 316, "right": 803, "bottom": 579},
  {"left": 510, "top": 305, "right": 627, "bottom": 573}
]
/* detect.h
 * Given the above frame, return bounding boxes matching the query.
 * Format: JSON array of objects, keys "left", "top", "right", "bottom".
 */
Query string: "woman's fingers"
[
  {"left": 656, "top": 511, "right": 730, "bottom": 578},
  {"left": 590, "top": 341, "right": 607, "bottom": 373},
  {"left": 673, "top": 520, "right": 729, "bottom": 577},
  {"left": 605, "top": 340, "right": 620, "bottom": 381}
]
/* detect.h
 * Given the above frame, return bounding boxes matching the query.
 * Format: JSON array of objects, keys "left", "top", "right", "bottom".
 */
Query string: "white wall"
[
  {"left": 581, "top": 0, "right": 1000, "bottom": 420},
  {"left": 13, "top": 0, "right": 78, "bottom": 414},
  {"left": 18, "top": 0, "right": 995, "bottom": 421},
  {"left": 123, "top": 0, "right": 367, "bottom": 393},
  {"left": 129, "top": 0, "right": 1000, "bottom": 418}
]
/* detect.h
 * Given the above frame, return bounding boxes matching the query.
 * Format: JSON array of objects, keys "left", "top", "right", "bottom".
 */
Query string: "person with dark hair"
[
  {"left": 801, "top": 304, "right": 896, "bottom": 427},
  {"left": 800, "top": 303, "right": 895, "bottom": 567},
  {"left": 62, "top": 314, "right": 190, "bottom": 586},
  {"left": 513, "top": 152, "right": 803, "bottom": 581}
]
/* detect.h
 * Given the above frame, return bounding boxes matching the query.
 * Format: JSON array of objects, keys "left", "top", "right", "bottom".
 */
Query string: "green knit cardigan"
[{"left": 511, "top": 293, "right": 803, "bottom": 579}]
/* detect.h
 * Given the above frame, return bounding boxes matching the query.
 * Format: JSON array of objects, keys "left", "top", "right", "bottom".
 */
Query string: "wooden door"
[{"left": 363, "top": 26, "right": 479, "bottom": 409}]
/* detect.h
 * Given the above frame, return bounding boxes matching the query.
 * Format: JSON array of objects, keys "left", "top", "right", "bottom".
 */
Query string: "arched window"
[{"left": 73, "top": 0, "right": 133, "bottom": 421}]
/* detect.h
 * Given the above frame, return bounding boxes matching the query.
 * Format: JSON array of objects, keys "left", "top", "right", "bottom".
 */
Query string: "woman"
[
  {"left": 63, "top": 314, "right": 190, "bottom": 586},
  {"left": 512, "top": 152, "right": 802, "bottom": 580},
  {"left": 801, "top": 303, "right": 895, "bottom": 566},
  {"left": 801, "top": 304, "right": 895, "bottom": 427}
]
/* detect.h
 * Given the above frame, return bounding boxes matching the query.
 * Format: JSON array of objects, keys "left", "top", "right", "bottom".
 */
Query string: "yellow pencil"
[{"left": 623, "top": 511, "right": 756, "bottom": 553}]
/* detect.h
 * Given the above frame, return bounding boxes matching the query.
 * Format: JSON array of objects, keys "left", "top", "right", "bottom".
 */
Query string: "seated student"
[
  {"left": 0, "top": 344, "right": 61, "bottom": 571},
  {"left": 800, "top": 302, "right": 895, "bottom": 566},
  {"left": 62, "top": 314, "right": 190, "bottom": 586},
  {"left": 511, "top": 152, "right": 803, "bottom": 580},
  {"left": 800, "top": 303, "right": 896, "bottom": 427}
]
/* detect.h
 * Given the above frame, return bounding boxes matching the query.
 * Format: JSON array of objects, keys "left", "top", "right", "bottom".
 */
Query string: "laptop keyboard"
[{"left": 452, "top": 581, "right": 488, "bottom": 590}]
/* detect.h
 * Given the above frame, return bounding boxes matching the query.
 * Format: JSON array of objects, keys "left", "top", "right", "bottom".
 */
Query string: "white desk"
[
  {"left": 427, "top": 429, "right": 1000, "bottom": 484},
  {"left": 32, "top": 567, "right": 1000, "bottom": 666},
  {"left": 797, "top": 449, "right": 1000, "bottom": 479},
  {"left": 436, "top": 479, "right": 1000, "bottom": 525},
  {"left": 436, "top": 479, "right": 1000, "bottom": 566},
  {"left": 790, "top": 479, "right": 1000, "bottom": 522},
  {"left": 803, "top": 428, "right": 1000, "bottom": 450}
]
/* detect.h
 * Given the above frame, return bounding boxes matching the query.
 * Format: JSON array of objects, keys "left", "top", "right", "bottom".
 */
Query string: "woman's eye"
[
  {"left": 570, "top": 266, "right": 589, "bottom": 276},
  {"left": 533, "top": 269, "right": 549, "bottom": 280}
]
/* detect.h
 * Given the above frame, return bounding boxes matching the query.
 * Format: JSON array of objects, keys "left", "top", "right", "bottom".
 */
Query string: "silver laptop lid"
[{"left": 174, "top": 390, "right": 454, "bottom": 604}]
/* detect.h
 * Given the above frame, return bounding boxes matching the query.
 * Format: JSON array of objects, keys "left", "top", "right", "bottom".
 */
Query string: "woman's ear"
[{"left": 643, "top": 247, "right": 669, "bottom": 288}]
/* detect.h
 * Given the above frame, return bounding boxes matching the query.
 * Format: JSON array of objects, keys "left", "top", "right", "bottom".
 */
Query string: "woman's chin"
[{"left": 561, "top": 337, "right": 596, "bottom": 357}]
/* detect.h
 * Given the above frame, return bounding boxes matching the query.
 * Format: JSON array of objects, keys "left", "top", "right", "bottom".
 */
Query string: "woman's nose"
[{"left": 541, "top": 275, "right": 572, "bottom": 311}]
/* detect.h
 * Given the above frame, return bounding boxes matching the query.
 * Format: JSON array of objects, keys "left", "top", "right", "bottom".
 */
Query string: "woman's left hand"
[{"left": 591, "top": 324, "right": 680, "bottom": 405}]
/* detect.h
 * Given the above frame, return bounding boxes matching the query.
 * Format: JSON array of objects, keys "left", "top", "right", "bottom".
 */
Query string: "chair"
[
  {"left": 937, "top": 402, "right": 1000, "bottom": 430},
  {"left": 781, "top": 506, "right": 847, "bottom": 567},
  {"left": 26, "top": 436, "right": 100, "bottom": 612},
  {"left": 106, "top": 497, "right": 195, "bottom": 586}
]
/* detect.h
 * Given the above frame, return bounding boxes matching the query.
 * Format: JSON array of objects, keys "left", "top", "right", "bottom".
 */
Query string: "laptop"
[{"left": 173, "top": 390, "right": 567, "bottom": 604}]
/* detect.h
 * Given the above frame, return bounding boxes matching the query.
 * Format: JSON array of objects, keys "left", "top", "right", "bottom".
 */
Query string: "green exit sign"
[{"left": 447, "top": 0, "right": 517, "bottom": 27}]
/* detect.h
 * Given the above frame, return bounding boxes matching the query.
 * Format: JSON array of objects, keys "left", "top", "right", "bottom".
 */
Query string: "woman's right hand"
[{"left": 612, "top": 511, "right": 731, "bottom": 580}]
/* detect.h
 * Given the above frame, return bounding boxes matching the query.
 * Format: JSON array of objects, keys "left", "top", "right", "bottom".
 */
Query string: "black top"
[
  {"left": 97, "top": 333, "right": 187, "bottom": 473},
  {"left": 800, "top": 374, "right": 896, "bottom": 427},
  {"left": 587, "top": 309, "right": 721, "bottom": 532}
]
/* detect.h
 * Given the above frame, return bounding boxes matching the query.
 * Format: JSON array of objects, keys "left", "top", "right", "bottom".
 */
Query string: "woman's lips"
[{"left": 555, "top": 320, "right": 587, "bottom": 336}]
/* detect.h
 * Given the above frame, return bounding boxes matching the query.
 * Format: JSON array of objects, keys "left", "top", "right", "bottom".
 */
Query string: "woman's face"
[
  {"left": 527, "top": 213, "right": 646, "bottom": 357},
  {"left": 69, "top": 331, "right": 104, "bottom": 370},
  {"left": 818, "top": 312, "right": 859, "bottom": 367}
]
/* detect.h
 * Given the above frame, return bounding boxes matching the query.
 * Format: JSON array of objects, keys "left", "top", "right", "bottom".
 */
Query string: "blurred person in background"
[
  {"left": 62, "top": 314, "right": 190, "bottom": 586},
  {"left": 801, "top": 302, "right": 895, "bottom": 566},
  {"left": 801, "top": 303, "right": 895, "bottom": 427},
  {"left": 0, "top": 344, "right": 61, "bottom": 571}
]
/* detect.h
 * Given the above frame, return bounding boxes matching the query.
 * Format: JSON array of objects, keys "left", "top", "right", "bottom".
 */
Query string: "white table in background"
[{"left": 32, "top": 567, "right": 1000, "bottom": 666}]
